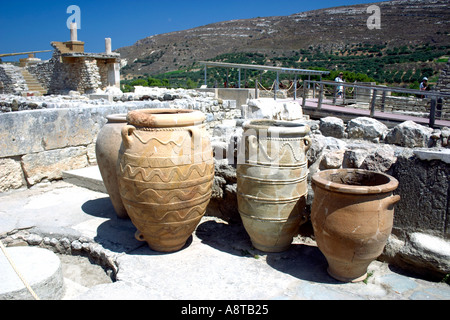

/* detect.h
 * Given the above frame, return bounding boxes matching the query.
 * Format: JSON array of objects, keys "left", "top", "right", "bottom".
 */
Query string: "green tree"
[
  {"left": 147, "top": 77, "right": 163, "bottom": 87},
  {"left": 186, "top": 78, "right": 197, "bottom": 89},
  {"left": 130, "top": 79, "right": 148, "bottom": 87}
]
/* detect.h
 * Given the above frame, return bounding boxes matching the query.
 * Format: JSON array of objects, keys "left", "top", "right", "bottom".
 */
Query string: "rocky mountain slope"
[{"left": 117, "top": 0, "right": 450, "bottom": 76}]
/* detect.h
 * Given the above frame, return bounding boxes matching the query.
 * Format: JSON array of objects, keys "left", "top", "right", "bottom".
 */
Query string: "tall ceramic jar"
[
  {"left": 311, "top": 169, "right": 400, "bottom": 282},
  {"left": 117, "top": 109, "right": 214, "bottom": 252},
  {"left": 96, "top": 114, "right": 129, "bottom": 219},
  {"left": 237, "top": 120, "right": 311, "bottom": 252}
]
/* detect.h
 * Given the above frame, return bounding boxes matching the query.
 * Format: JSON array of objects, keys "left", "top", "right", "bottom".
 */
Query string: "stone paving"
[{"left": 0, "top": 179, "right": 449, "bottom": 301}]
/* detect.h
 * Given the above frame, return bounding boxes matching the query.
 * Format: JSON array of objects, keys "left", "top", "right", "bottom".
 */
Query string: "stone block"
[
  {"left": 391, "top": 153, "right": 449, "bottom": 238},
  {"left": 21, "top": 147, "right": 89, "bottom": 185},
  {"left": 223, "top": 100, "right": 237, "bottom": 109},
  {"left": 414, "top": 148, "right": 450, "bottom": 164},
  {"left": 347, "top": 117, "right": 388, "bottom": 141},
  {"left": 385, "top": 121, "right": 433, "bottom": 148},
  {"left": 0, "top": 247, "right": 64, "bottom": 300},
  {"left": 320, "top": 150, "right": 345, "bottom": 169},
  {"left": 319, "top": 116, "right": 346, "bottom": 138},
  {"left": 246, "top": 98, "right": 304, "bottom": 121},
  {"left": 0, "top": 158, "right": 26, "bottom": 192},
  {"left": 0, "top": 105, "right": 136, "bottom": 158},
  {"left": 89, "top": 94, "right": 113, "bottom": 102}
]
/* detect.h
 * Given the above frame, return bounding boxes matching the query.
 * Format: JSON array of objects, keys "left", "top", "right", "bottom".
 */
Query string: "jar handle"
[
  {"left": 121, "top": 125, "right": 136, "bottom": 149},
  {"left": 385, "top": 194, "right": 401, "bottom": 209},
  {"left": 188, "top": 127, "right": 202, "bottom": 164},
  {"left": 248, "top": 135, "right": 258, "bottom": 164},
  {"left": 135, "top": 230, "right": 145, "bottom": 242}
]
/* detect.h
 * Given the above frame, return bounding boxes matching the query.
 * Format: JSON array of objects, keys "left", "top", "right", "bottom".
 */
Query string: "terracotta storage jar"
[
  {"left": 311, "top": 169, "right": 400, "bottom": 282},
  {"left": 117, "top": 109, "right": 214, "bottom": 252},
  {"left": 237, "top": 120, "right": 311, "bottom": 252},
  {"left": 95, "top": 114, "right": 129, "bottom": 219}
]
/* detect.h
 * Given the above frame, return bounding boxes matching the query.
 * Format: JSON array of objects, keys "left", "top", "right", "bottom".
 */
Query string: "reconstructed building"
[{"left": 0, "top": 23, "right": 121, "bottom": 96}]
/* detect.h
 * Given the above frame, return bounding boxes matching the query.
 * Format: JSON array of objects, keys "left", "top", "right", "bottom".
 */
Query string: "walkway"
[
  {"left": 0, "top": 166, "right": 449, "bottom": 302},
  {"left": 290, "top": 98, "right": 450, "bottom": 128}
]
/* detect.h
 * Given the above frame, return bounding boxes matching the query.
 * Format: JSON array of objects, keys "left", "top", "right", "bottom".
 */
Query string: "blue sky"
[{"left": 0, "top": 0, "right": 379, "bottom": 61}]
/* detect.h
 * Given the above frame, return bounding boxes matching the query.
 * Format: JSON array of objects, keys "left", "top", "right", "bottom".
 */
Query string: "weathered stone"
[
  {"left": 71, "top": 240, "right": 83, "bottom": 251},
  {"left": 414, "top": 148, "right": 450, "bottom": 164},
  {"left": 25, "top": 234, "right": 43, "bottom": 246},
  {"left": 385, "top": 121, "right": 433, "bottom": 148},
  {"left": 320, "top": 150, "right": 345, "bottom": 169},
  {"left": 86, "top": 143, "right": 97, "bottom": 165},
  {"left": 278, "top": 101, "right": 303, "bottom": 121},
  {"left": 212, "top": 176, "right": 226, "bottom": 199},
  {"left": 246, "top": 98, "right": 304, "bottom": 121},
  {"left": 343, "top": 147, "right": 369, "bottom": 169},
  {"left": 319, "top": 116, "right": 346, "bottom": 138},
  {"left": 307, "top": 135, "right": 347, "bottom": 166},
  {"left": 211, "top": 140, "right": 229, "bottom": 161},
  {"left": 212, "top": 121, "right": 237, "bottom": 139},
  {"left": 360, "top": 145, "right": 397, "bottom": 172},
  {"left": 0, "top": 158, "right": 26, "bottom": 192},
  {"left": 347, "top": 117, "right": 388, "bottom": 141},
  {"left": 386, "top": 233, "right": 450, "bottom": 280},
  {"left": 21, "top": 147, "right": 89, "bottom": 185},
  {"left": 390, "top": 152, "right": 449, "bottom": 238},
  {"left": 0, "top": 105, "right": 142, "bottom": 158},
  {"left": 441, "top": 127, "right": 450, "bottom": 147}
]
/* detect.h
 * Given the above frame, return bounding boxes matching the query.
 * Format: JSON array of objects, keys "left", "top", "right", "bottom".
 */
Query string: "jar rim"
[
  {"left": 243, "top": 120, "right": 310, "bottom": 136},
  {"left": 127, "top": 109, "right": 205, "bottom": 128},
  {"left": 312, "top": 169, "right": 399, "bottom": 195},
  {"left": 106, "top": 114, "right": 127, "bottom": 123}
]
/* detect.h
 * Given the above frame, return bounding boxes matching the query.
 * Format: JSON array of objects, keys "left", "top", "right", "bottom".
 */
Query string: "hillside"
[{"left": 117, "top": 0, "right": 450, "bottom": 80}]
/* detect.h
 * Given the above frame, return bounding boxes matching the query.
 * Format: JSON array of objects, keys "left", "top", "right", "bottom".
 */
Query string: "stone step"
[
  {"left": 20, "top": 69, "right": 47, "bottom": 95},
  {"left": 62, "top": 166, "right": 107, "bottom": 194},
  {"left": 0, "top": 246, "right": 65, "bottom": 300},
  {"left": 51, "top": 42, "right": 73, "bottom": 54}
]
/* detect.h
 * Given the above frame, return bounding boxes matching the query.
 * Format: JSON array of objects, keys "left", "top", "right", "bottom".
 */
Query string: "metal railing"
[
  {"left": 300, "top": 80, "right": 450, "bottom": 128},
  {"left": 0, "top": 50, "right": 52, "bottom": 58}
]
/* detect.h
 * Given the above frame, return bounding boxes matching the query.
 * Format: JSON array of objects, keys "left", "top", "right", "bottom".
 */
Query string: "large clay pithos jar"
[
  {"left": 237, "top": 120, "right": 311, "bottom": 252},
  {"left": 311, "top": 169, "right": 400, "bottom": 283},
  {"left": 96, "top": 114, "right": 129, "bottom": 219},
  {"left": 117, "top": 109, "right": 214, "bottom": 252}
]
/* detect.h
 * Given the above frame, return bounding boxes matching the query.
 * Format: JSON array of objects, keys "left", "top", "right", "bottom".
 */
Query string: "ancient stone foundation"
[{"left": 0, "top": 89, "right": 449, "bottom": 280}]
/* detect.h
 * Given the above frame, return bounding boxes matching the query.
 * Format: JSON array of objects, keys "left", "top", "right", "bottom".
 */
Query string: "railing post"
[
  {"left": 437, "top": 98, "right": 443, "bottom": 119},
  {"left": 238, "top": 69, "right": 241, "bottom": 88},
  {"left": 294, "top": 75, "right": 297, "bottom": 100},
  {"left": 318, "top": 83, "right": 324, "bottom": 110},
  {"left": 302, "top": 81, "right": 307, "bottom": 109},
  {"left": 370, "top": 89, "right": 378, "bottom": 117},
  {"left": 255, "top": 79, "right": 259, "bottom": 99},
  {"left": 343, "top": 86, "right": 346, "bottom": 105},
  {"left": 274, "top": 80, "right": 277, "bottom": 100},
  {"left": 333, "top": 85, "right": 336, "bottom": 104},
  {"left": 429, "top": 98, "right": 437, "bottom": 128},
  {"left": 381, "top": 90, "right": 386, "bottom": 113}
]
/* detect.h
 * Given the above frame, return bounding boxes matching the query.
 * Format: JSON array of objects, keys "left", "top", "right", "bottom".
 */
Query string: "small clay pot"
[{"left": 311, "top": 169, "right": 400, "bottom": 282}]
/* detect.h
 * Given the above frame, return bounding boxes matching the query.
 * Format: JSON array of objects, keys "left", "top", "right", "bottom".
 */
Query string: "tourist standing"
[
  {"left": 335, "top": 72, "right": 345, "bottom": 98},
  {"left": 420, "top": 77, "right": 428, "bottom": 98},
  {"left": 420, "top": 77, "right": 428, "bottom": 91}
]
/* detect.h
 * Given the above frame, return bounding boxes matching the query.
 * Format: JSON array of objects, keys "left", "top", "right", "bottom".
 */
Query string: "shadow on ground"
[{"left": 196, "top": 219, "right": 340, "bottom": 284}]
